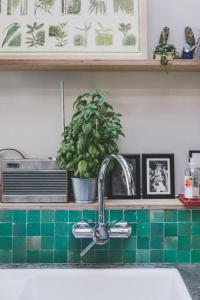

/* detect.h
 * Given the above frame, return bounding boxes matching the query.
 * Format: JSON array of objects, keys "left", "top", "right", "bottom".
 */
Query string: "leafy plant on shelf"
[
  {"left": 57, "top": 90, "right": 124, "bottom": 178},
  {"left": 26, "top": 22, "right": 45, "bottom": 47},
  {"left": 153, "top": 43, "right": 179, "bottom": 66}
]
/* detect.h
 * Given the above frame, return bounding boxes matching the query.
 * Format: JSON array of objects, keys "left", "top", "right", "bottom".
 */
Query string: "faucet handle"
[{"left": 80, "top": 240, "right": 96, "bottom": 257}]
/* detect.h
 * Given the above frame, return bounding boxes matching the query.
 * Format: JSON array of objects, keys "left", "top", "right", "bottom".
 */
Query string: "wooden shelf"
[
  {"left": 0, "top": 198, "right": 194, "bottom": 210},
  {"left": 0, "top": 57, "right": 199, "bottom": 71}
]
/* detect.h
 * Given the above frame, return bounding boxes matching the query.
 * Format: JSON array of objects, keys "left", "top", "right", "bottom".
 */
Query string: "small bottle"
[
  {"left": 192, "top": 168, "right": 199, "bottom": 199},
  {"left": 184, "top": 166, "right": 193, "bottom": 199}
]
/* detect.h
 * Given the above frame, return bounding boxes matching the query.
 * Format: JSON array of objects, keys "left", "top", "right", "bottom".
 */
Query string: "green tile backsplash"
[{"left": 0, "top": 209, "right": 199, "bottom": 264}]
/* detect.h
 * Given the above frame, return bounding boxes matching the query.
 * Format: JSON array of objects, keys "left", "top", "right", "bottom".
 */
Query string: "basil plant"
[{"left": 57, "top": 90, "right": 124, "bottom": 179}]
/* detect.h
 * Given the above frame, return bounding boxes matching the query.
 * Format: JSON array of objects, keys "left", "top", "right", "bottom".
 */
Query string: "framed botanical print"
[
  {"left": 0, "top": 0, "right": 147, "bottom": 59},
  {"left": 108, "top": 154, "right": 140, "bottom": 199},
  {"left": 142, "top": 154, "right": 175, "bottom": 199}
]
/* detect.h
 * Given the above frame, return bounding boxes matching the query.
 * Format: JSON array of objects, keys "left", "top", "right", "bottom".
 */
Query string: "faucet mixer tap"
[{"left": 73, "top": 154, "right": 134, "bottom": 257}]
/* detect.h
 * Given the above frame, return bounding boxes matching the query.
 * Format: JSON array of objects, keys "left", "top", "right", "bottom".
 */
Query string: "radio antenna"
[{"left": 61, "top": 80, "right": 66, "bottom": 132}]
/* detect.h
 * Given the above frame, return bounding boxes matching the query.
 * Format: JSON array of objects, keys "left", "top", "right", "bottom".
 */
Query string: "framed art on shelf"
[
  {"left": 189, "top": 150, "right": 200, "bottom": 159},
  {"left": 142, "top": 154, "right": 175, "bottom": 199},
  {"left": 108, "top": 154, "right": 140, "bottom": 199},
  {"left": 0, "top": 0, "right": 147, "bottom": 59}
]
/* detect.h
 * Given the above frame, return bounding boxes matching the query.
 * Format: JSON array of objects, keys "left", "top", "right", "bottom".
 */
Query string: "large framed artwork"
[
  {"left": 142, "top": 154, "right": 175, "bottom": 199},
  {"left": 0, "top": 0, "right": 147, "bottom": 59}
]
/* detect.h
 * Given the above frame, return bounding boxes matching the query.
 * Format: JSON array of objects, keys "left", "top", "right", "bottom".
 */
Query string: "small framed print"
[
  {"left": 108, "top": 154, "right": 140, "bottom": 199},
  {"left": 142, "top": 154, "right": 175, "bottom": 199},
  {"left": 189, "top": 150, "right": 200, "bottom": 159}
]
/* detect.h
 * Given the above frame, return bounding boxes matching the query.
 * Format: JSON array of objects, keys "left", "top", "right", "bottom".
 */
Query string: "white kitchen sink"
[{"left": 0, "top": 268, "right": 191, "bottom": 300}]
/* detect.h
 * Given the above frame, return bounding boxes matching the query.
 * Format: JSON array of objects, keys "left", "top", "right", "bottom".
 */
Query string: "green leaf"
[
  {"left": 78, "top": 160, "right": 88, "bottom": 173},
  {"left": 82, "top": 122, "right": 92, "bottom": 135},
  {"left": 2, "top": 23, "right": 20, "bottom": 48}
]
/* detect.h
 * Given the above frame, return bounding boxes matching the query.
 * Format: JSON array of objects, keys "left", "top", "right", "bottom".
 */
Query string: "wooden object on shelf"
[
  {"left": 179, "top": 194, "right": 200, "bottom": 206},
  {"left": 0, "top": 58, "right": 199, "bottom": 71}
]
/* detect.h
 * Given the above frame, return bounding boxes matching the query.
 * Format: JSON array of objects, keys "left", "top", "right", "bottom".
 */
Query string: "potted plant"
[{"left": 56, "top": 90, "right": 124, "bottom": 203}]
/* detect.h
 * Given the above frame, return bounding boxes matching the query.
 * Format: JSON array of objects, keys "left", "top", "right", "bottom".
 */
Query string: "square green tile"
[
  {"left": 150, "top": 210, "right": 164, "bottom": 223},
  {"left": 164, "top": 223, "right": 177, "bottom": 237},
  {"left": 27, "top": 223, "right": 40, "bottom": 236},
  {"left": 191, "top": 250, "right": 200, "bottom": 263},
  {"left": 13, "top": 250, "right": 26, "bottom": 263},
  {"left": 0, "top": 237, "right": 12, "bottom": 250},
  {"left": 192, "top": 210, "right": 200, "bottom": 222},
  {"left": 151, "top": 223, "right": 163, "bottom": 237},
  {"left": 13, "top": 237, "right": 26, "bottom": 250},
  {"left": 164, "top": 237, "right": 178, "bottom": 250},
  {"left": 13, "top": 210, "right": 26, "bottom": 222},
  {"left": 41, "top": 237, "right": 54, "bottom": 249},
  {"left": 150, "top": 250, "right": 163, "bottom": 263},
  {"left": 0, "top": 211, "right": 12, "bottom": 222},
  {"left": 67, "top": 249, "right": 81, "bottom": 264},
  {"left": 13, "top": 223, "right": 26, "bottom": 236},
  {"left": 110, "top": 210, "right": 123, "bottom": 222},
  {"left": 55, "top": 211, "right": 68, "bottom": 222},
  {"left": 124, "top": 210, "right": 136, "bottom": 222},
  {"left": 83, "top": 210, "right": 96, "bottom": 222},
  {"left": 136, "top": 250, "right": 149, "bottom": 263},
  {"left": 178, "top": 223, "right": 191, "bottom": 236},
  {"left": 123, "top": 237, "right": 136, "bottom": 250},
  {"left": 137, "top": 223, "right": 150, "bottom": 237},
  {"left": 39, "top": 250, "right": 53, "bottom": 263},
  {"left": 27, "top": 236, "right": 41, "bottom": 250},
  {"left": 27, "top": 251, "right": 39, "bottom": 263},
  {"left": 0, "top": 250, "right": 12, "bottom": 263},
  {"left": 109, "top": 239, "right": 122, "bottom": 250},
  {"left": 178, "top": 210, "right": 191, "bottom": 222},
  {"left": 123, "top": 250, "right": 136, "bottom": 263},
  {"left": 81, "top": 249, "right": 95, "bottom": 264},
  {"left": 27, "top": 210, "right": 40, "bottom": 222},
  {"left": 137, "top": 210, "right": 150, "bottom": 223},
  {"left": 55, "top": 223, "right": 68, "bottom": 236},
  {"left": 178, "top": 237, "right": 191, "bottom": 251},
  {"left": 66, "top": 223, "right": 73, "bottom": 237},
  {"left": 95, "top": 250, "right": 108, "bottom": 264},
  {"left": 109, "top": 250, "right": 122, "bottom": 263},
  {"left": 177, "top": 251, "right": 190, "bottom": 263},
  {"left": 164, "top": 210, "right": 177, "bottom": 222},
  {"left": 67, "top": 236, "right": 81, "bottom": 250},
  {"left": 0, "top": 223, "right": 12, "bottom": 236},
  {"left": 41, "top": 223, "right": 54, "bottom": 236},
  {"left": 150, "top": 237, "right": 164, "bottom": 249},
  {"left": 137, "top": 237, "right": 149, "bottom": 249},
  {"left": 192, "top": 236, "right": 200, "bottom": 249},
  {"left": 164, "top": 250, "right": 177, "bottom": 263},
  {"left": 54, "top": 250, "right": 68, "bottom": 263},
  {"left": 55, "top": 236, "right": 68, "bottom": 250},
  {"left": 41, "top": 211, "right": 55, "bottom": 222},
  {"left": 192, "top": 222, "right": 200, "bottom": 235},
  {"left": 68, "top": 211, "right": 82, "bottom": 222},
  {"left": 130, "top": 223, "right": 136, "bottom": 236}
]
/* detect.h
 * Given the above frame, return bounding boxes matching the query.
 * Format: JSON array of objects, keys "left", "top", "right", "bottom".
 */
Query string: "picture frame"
[
  {"left": 189, "top": 150, "right": 200, "bottom": 159},
  {"left": 142, "top": 154, "right": 175, "bottom": 199},
  {"left": 0, "top": 0, "right": 147, "bottom": 60},
  {"left": 108, "top": 154, "right": 140, "bottom": 199}
]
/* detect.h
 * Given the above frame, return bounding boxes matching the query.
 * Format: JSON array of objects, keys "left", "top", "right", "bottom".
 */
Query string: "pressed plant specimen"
[
  {"left": 61, "top": 0, "right": 81, "bottom": 15},
  {"left": 74, "top": 23, "right": 91, "bottom": 47},
  {"left": 35, "top": 0, "right": 54, "bottom": 15},
  {"left": 119, "top": 23, "right": 136, "bottom": 46},
  {"left": 2, "top": 23, "right": 21, "bottom": 47},
  {"left": 49, "top": 23, "right": 68, "bottom": 47},
  {"left": 7, "top": 0, "right": 28, "bottom": 15},
  {"left": 89, "top": 0, "right": 107, "bottom": 15},
  {"left": 26, "top": 22, "right": 45, "bottom": 47},
  {"left": 95, "top": 23, "right": 113, "bottom": 46},
  {"left": 113, "top": 0, "right": 134, "bottom": 14}
]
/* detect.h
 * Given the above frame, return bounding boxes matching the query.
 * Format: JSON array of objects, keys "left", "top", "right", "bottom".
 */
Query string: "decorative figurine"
[
  {"left": 182, "top": 27, "right": 195, "bottom": 59},
  {"left": 193, "top": 37, "right": 200, "bottom": 59},
  {"left": 153, "top": 27, "right": 179, "bottom": 66}
]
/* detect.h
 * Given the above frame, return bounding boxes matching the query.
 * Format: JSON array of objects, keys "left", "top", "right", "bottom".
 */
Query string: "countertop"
[{"left": 0, "top": 264, "right": 199, "bottom": 299}]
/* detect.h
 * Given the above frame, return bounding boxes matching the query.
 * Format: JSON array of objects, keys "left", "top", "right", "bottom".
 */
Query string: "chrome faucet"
[{"left": 73, "top": 154, "right": 134, "bottom": 257}]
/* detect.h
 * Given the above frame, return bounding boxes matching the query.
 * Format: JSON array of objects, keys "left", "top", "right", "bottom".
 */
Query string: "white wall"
[{"left": 0, "top": 0, "right": 200, "bottom": 195}]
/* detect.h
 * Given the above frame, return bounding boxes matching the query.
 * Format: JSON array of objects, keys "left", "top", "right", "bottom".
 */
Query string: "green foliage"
[
  {"left": 49, "top": 23, "right": 68, "bottom": 47},
  {"left": 74, "top": 34, "right": 85, "bottom": 46},
  {"left": 123, "top": 34, "right": 136, "bottom": 46},
  {"left": 26, "top": 22, "right": 45, "bottom": 47},
  {"left": 2, "top": 23, "right": 21, "bottom": 47},
  {"left": 153, "top": 43, "right": 179, "bottom": 66},
  {"left": 89, "top": 0, "right": 107, "bottom": 15},
  {"left": 57, "top": 90, "right": 124, "bottom": 178},
  {"left": 96, "top": 23, "right": 113, "bottom": 46},
  {"left": 113, "top": 0, "right": 134, "bottom": 14},
  {"left": 35, "top": 0, "right": 54, "bottom": 15}
]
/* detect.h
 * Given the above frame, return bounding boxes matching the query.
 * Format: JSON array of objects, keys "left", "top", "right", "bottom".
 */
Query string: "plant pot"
[
  {"left": 72, "top": 177, "right": 97, "bottom": 203},
  {"left": 154, "top": 52, "right": 173, "bottom": 62}
]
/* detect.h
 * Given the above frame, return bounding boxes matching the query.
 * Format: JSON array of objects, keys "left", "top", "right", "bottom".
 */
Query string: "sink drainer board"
[{"left": 0, "top": 268, "right": 191, "bottom": 300}]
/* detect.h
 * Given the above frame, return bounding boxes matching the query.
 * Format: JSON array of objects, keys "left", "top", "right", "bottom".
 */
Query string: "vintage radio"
[{"left": 0, "top": 159, "right": 69, "bottom": 203}]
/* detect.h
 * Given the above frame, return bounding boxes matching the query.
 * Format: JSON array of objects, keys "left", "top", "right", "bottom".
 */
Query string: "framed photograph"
[
  {"left": 108, "top": 154, "right": 140, "bottom": 199},
  {"left": 189, "top": 150, "right": 200, "bottom": 159},
  {"left": 0, "top": 0, "right": 147, "bottom": 59},
  {"left": 142, "top": 154, "right": 175, "bottom": 199}
]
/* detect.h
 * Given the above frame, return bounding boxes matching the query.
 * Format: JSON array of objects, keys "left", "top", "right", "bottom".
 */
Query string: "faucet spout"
[{"left": 98, "top": 154, "right": 134, "bottom": 225}]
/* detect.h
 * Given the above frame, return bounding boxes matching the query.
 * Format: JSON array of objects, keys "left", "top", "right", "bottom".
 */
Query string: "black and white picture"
[
  {"left": 108, "top": 154, "right": 140, "bottom": 199},
  {"left": 142, "top": 154, "right": 175, "bottom": 199}
]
